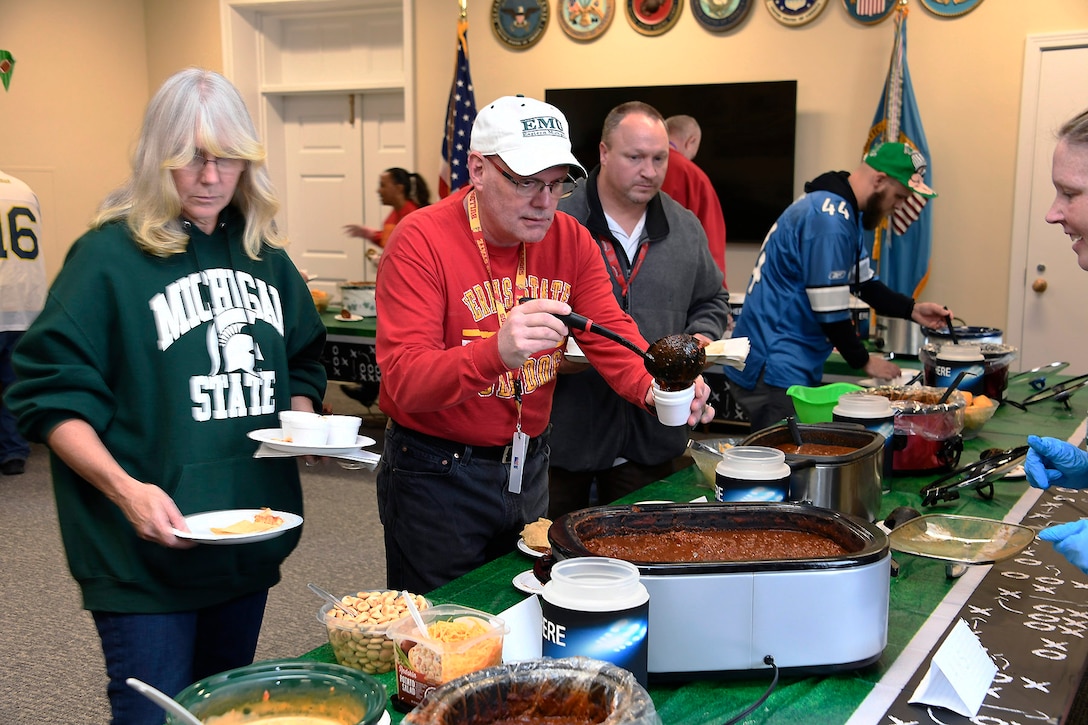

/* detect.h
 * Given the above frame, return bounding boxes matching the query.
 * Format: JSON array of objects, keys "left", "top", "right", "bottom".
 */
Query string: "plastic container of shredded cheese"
[{"left": 387, "top": 603, "right": 508, "bottom": 708}]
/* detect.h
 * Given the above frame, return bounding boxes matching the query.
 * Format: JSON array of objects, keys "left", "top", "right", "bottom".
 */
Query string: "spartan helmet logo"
[{"left": 207, "top": 307, "right": 264, "bottom": 376}]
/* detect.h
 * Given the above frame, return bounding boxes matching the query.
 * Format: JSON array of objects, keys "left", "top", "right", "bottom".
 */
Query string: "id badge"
[{"left": 508, "top": 429, "right": 529, "bottom": 494}]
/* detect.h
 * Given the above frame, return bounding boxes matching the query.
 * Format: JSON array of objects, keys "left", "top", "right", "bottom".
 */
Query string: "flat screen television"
[{"left": 545, "top": 81, "right": 797, "bottom": 245}]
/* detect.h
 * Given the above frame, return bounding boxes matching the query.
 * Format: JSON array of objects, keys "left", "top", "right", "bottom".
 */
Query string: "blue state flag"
[
  {"left": 862, "top": 5, "right": 933, "bottom": 299},
  {"left": 439, "top": 18, "right": 477, "bottom": 198}
]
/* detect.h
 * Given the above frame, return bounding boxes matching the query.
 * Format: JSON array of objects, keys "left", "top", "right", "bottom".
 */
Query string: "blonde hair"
[
  {"left": 92, "top": 68, "right": 283, "bottom": 259},
  {"left": 1059, "top": 108, "right": 1088, "bottom": 148}
]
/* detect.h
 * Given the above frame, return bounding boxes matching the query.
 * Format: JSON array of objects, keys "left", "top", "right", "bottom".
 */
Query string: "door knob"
[{"left": 1032, "top": 278, "right": 1048, "bottom": 293}]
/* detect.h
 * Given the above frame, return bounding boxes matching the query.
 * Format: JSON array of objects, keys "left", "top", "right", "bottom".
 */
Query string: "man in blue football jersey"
[{"left": 724, "top": 142, "right": 950, "bottom": 431}]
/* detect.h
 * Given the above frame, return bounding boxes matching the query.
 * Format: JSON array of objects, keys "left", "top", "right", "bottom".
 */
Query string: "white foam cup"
[
  {"left": 325, "top": 415, "right": 362, "bottom": 447},
  {"left": 279, "top": 410, "right": 329, "bottom": 446},
  {"left": 652, "top": 381, "right": 696, "bottom": 427}
]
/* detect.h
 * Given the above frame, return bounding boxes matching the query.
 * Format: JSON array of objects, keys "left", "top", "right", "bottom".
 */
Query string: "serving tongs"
[{"left": 919, "top": 445, "right": 1028, "bottom": 507}]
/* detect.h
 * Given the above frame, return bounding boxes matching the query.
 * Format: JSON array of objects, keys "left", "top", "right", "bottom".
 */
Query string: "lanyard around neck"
[
  {"left": 467, "top": 190, "right": 528, "bottom": 324},
  {"left": 597, "top": 235, "right": 648, "bottom": 310},
  {"left": 466, "top": 189, "right": 528, "bottom": 426}
]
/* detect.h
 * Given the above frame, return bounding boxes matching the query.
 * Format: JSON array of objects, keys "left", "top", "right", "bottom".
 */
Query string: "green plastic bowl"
[
  {"left": 167, "top": 659, "right": 386, "bottom": 725},
  {"left": 786, "top": 382, "right": 864, "bottom": 424}
]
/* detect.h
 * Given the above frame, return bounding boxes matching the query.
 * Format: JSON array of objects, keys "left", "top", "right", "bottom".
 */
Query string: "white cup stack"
[{"left": 278, "top": 411, "right": 362, "bottom": 447}]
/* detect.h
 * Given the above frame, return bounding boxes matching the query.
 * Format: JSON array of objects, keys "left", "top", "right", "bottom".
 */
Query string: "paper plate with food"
[
  {"left": 247, "top": 428, "right": 375, "bottom": 456},
  {"left": 333, "top": 308, "right": 366, "bottom": 322},
  {"left": 703, "top": 337, "right": 750, "bottom": 368},
  {"left": 518, "top": 517, "right": 552, "bottom": 558},
  {"left": 173, "top": 507, "right": 302, "bottom": 545}
]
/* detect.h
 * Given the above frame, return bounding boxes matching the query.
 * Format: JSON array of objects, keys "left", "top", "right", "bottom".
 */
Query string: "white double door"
[{"left": 281, "top": 92, "right": 409, "bottom": 296}]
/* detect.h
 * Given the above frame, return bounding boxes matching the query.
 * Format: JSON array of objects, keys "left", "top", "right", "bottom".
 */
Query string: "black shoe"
[
  {"left": 1, "top": 459, "right": 26, "bottom": 475},
  {"left": 342, "top": 383, "right": 379, "bottom": 408}
]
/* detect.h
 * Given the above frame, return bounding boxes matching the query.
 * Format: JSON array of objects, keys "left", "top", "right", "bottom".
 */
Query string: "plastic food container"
[
  {"left": 714, "top": 446, "right": 791, "bottom": 502},
  {"left": 320, "top": 590, "right": 429, "bottom": 675},
  {"left": 868, "top": 385, "right": 965, "bottom": 475},
  {"left": 167, "top": 659, "right": 385, "bottom": 725},
  {"left": 387, "top": 603, "right": 508, "bottom": 709},
  {"left": 786, "top": 382, "right": 865, "bottom": 424},
  {"left": 403, "top": 657, "right": 662, "bottom": 725},
  {"left": 920, "top": 342, "right": 1017, "bottom": 401}
]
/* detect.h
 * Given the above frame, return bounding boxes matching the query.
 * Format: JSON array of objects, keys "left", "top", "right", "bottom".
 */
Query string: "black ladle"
[
  {"left": 944, "top": 313, "right": 958, "bottom": 345},
  {"left": 936, "top": 369, "right": 970, "bottom": 405},
  {"left": 785, "top": 415, "right": 804, "bottom": 448},
  {"left": 524, "top": 300, "right": 705, "bottom": 388}
]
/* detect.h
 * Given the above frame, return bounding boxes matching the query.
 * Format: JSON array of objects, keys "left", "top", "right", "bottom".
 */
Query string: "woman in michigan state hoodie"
[{"left": 3, "top": 69, "right": 326, "bottom": 725}]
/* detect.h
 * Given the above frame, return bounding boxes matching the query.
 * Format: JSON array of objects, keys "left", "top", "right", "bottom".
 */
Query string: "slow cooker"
[
  {"left": 873, "top": 316, "right": 925, "bottom": 358},
  {"left": 549, "top": 503, "right": 890, "bottom": 678},
  {"left": 740, "top": 423, "right": 884, "bottom": 521},
  {"left": 924, "top": 325, "right": 1003, "bottom": 346},
  {"left": 868, "top": 385, "right": 965, "bottom": 475}
]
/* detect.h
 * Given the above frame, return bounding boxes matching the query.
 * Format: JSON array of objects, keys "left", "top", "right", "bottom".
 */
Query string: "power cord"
[{"left": 722, "top": 655, "right": 780, "bottom": 725}]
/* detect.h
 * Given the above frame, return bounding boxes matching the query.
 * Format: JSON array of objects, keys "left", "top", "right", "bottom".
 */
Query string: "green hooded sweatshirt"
[{"left": 5, "top": 211, "right": 327, "bottom": 613}]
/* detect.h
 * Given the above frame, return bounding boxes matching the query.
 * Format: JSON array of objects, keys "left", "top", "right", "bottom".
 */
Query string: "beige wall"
[
  {"left": 5, "top": 0, "right": 1088, "bottom": 330},
  {"left": 411, "top": 0, "right": 1088, "bottom": 328},
  {"left": 0, "top": 0, "right": 150, "bottom": 282}
]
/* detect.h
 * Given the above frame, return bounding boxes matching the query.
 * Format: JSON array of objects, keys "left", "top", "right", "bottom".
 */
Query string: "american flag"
[
  {"left": 861, "top": 4, "right": 934, "bottom": 299},
  {"left": 439, "top": 19, "right": 477, "bottom": 198},
  {"left": 856, "top": 0, "right": 888, "bottom": 16}
]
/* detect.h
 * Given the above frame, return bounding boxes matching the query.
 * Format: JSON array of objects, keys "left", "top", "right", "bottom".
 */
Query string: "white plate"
[
  {"left": 332, "top": 310, "right": 366, "bottom": 322},
  {"left": 173, "top": 509, "right": 303, "bottom": 545},
  {"left": 512, "top": 569, "right": 545, "bottom": 595},
  {"left": 565, "top": 337, "right": 587, "bottom": 364},
  {"left": 517, "top": 538, "right": 547, "bottom": 558},
  {"left": 247, "top": 428, "right": 375, "bottom": 456}
]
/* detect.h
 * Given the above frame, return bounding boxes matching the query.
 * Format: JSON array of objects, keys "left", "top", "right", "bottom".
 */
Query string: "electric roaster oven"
[{"left": 548, "top": 502, "right": 891, "bottom": 680}]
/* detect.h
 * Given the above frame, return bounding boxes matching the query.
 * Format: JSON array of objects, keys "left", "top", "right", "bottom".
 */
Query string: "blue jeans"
[
  {"left": 376, "top": 422, "right": 550, "bottom": 593},
  {"left": 0, "top": 331, "right": 29, "bottom": 463},
  {"left": 92, "top": 590, "right": 268, "bottom": 725}
]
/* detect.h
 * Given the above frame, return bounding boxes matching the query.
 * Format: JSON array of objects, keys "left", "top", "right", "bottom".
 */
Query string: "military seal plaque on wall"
[
  {"left": 492, "top": 0, "right": 550, "bottom": 49},
  {"left": 626, "top": 0, "right": 683, "bottom": 36},
  {"left": 560, "top": 0, "right": 616, "bottom": 41},
  {"left": 841, "top": 0, "right": 895, "bottom": 25},
  {"left": 764, "top": 0, "right": 828, "bottom": 27},
  {"left": 919, "top": 0, "right": 984, "bottom": 18},
  {"left": 691, "top": 0, "right": 753, "bottom": 33}
]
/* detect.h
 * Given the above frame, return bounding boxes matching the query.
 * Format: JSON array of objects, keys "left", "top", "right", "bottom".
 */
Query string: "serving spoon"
[
  {"left": 307, "top": 582, "right": 360, "bottom": 617},
  {"left": 126, "top": 678, "right": 203, "bottom": 725}
]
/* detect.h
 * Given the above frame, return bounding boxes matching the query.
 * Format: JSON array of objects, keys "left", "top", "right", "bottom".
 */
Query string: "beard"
[{"left": 861, "top": 195, "right": 887, "bottom": 231}]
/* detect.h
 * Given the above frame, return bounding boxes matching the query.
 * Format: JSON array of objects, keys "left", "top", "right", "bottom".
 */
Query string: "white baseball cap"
[{"left": 470, "top": 95, "right": 587, "bottom": 179}]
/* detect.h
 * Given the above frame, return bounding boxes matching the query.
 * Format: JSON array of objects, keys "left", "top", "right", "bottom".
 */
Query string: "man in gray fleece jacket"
[{"left": 548, "top": 101, "right": 730, "bottom": 518}]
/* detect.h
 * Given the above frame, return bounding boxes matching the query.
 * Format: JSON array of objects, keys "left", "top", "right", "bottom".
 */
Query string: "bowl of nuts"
[{"left": 319, "top": 589, "right": 430, "bottom": 675}]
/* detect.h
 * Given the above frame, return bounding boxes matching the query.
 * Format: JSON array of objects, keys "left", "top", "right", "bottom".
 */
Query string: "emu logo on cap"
[{"left": 521, "top": 116, "right": 564, "bottom": 138}]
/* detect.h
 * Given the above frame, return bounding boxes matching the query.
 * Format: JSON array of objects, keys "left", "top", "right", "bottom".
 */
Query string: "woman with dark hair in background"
[
  {"left": 343, "top": 167, "right": 430, "bottom": 263},
  {"left": 4, "top": 67, "right": 326, "bottom": 724}
]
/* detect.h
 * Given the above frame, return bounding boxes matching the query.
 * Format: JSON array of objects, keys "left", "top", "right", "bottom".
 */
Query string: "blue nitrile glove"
[
  {"left": 1024, "top": 435, "right": 1088, "bottom": 490},
  {"left": 1039, "top": 519, "right": 1088, "bottom": 574}
]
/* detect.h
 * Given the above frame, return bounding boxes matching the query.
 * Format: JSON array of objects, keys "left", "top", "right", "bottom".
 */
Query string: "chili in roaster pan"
[{"left": 888, "top": 513, "right": 1036, "bottom": 579}]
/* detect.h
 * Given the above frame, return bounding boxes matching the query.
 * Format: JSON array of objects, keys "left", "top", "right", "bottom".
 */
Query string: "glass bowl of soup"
[{"left": 167, "top": 659, "right": 386, "bottom": 725}]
